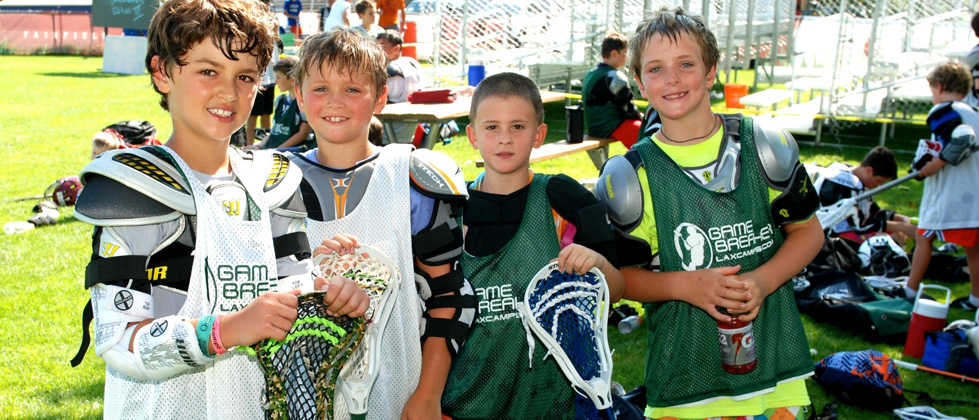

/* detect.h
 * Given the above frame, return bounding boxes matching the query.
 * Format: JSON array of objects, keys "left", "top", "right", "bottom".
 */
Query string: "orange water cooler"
[{"left": 903, "top": 284, "right": 950, "bottom": 358}]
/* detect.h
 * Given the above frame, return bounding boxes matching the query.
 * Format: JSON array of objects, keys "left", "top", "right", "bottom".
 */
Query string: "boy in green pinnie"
[
  {"left": 440, "top": 72, "right": 625, "bottom": 420},
  {"left": 594, "top": 8, "right": 824, "bottom": 419}
]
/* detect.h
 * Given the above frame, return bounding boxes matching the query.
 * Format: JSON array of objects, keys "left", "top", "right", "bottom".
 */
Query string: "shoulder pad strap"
[
  {"left": 594, "top": 151, "right": 644, "bottom": 231},
  {"left": 410, "top": 148, "right": 468, "bottom": 200},
  {"left": 241, "top": 150, "right": 306, "bottom": 217},
  {"left": 752, "top": 117, "right": 799, "bottom": 183},
  {"left": 76, "top": 148, "right": 193, "bottom": 225}
]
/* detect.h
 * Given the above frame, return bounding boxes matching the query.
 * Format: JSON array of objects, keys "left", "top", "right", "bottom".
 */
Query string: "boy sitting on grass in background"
[
  {"left": 287, "top": 28, "right": 476, "bottom": 419},
  {"left": 594, "top": 8, "right": 823, "bottom": 419},
  {"left": 582, "top": 32, "right": 644, "bottom": 149},
  {"left": 71, "top": 0, "right": 368, "bottom": 417},
  {"left": 439, "top": 72, "right": 625, "bottom": 420},
  {"left": 906, "top": 61, "right": 979, "bottom": 310},
  {"left": 809, "top": 145, "right": 917, "bottom": 245},
  {"left": 248, "top": 56, "right": 312, "bottom": 150}
]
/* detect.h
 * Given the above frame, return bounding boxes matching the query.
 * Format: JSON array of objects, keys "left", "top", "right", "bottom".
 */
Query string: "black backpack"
[
  {"left": 795, "top": 269, "right": 912, "bottom": 342},
  {"left": 103, "top": 120, "right": 157, "bottom": 146}
]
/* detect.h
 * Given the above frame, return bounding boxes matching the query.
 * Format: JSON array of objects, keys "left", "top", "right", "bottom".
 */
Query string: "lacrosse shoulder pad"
[
  {"left": 409, "top": 148, "right": 469, "bottom": 201},
  {"left": 415, "top": 265, "right": 477, "bottom": 359},
  {"left": 753, "top": 118, "right": 800, "bottom": 185},
  {"left": 75, "top": 148, "right": 305, "bottom": 226},
  {"left": 942, "top": 123, "right": 978, "bottom": 166},
  {"left": 75, "top": 148, "right": 194, "bottom": 226},
  {"left": 594, "top": 150, "right": 655, "bottom": 267},
  {"left": 594, "top": 151, "right": 644, "bottom": 233}
]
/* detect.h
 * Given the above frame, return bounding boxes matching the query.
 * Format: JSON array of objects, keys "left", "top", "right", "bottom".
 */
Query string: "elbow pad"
[
  {"left": 128, "top": 316, "right": 213, "bottom": 380},
  {"left": 940, "top": 124, "right": 977, "bottom": 165},
  {"left": 415, "top": 267, "right": 477, "bottom": 359},
  {"left": 92, "top": 284, "right": 155, "bottom": 378}
]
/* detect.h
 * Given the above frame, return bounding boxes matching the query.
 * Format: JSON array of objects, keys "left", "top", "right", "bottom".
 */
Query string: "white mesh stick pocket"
[{"left": 313, "top": 245, "right": 400, "bottom": 420}]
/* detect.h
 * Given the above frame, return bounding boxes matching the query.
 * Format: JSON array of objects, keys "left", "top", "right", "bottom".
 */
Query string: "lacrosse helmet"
[{"left": 45, "top": 176, "right": 83, "bottom": 207}]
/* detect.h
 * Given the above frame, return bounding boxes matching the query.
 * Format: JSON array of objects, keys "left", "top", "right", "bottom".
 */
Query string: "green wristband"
[{"left": 196, "top": 315, "right": 216, "bottom": 356}]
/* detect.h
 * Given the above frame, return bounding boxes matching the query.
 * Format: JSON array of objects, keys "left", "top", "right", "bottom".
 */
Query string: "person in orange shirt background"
[{"left": 376, "top": 0, "right": 406, "bottom": 33}]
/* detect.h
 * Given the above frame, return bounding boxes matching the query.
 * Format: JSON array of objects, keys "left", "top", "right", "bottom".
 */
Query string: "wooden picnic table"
[{"left": 375, "top": 91, "right": 567, "bottom": 149}]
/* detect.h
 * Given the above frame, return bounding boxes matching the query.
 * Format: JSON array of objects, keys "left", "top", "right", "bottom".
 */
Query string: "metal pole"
[
  {"left": 827, "top": 0, "right": 849, "bottom": 123},
  {"left": 433, "top": 0, "right": 442, "bottom": 82},
  {"left": 702, "top": 0, "right": 711, "bottom": 28},
  {"left": 459, "top": 0, "right": 471, "bottom": 79},
  {"left": 769, "top": 0, "right": 782, "bottom": 92},
  {"left": 724, "top": 0, "right": 739, "bottom": 83},
  {"left": 745, "top": 0, "right": 756, "bottom": 89},
  {"left": 862, "top": 0, "right": 887, "bottom": 110},
  {"left": 615, "top": 0, "right": 625, "bottom": 33}
]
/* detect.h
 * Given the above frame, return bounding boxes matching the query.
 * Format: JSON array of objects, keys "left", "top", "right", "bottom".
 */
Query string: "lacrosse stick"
[
  {"left": 5, "top": 194, "right": 44, "bottom": 203},
  {"left": 816, "top": 170, "right": 920, "bottom": 230},
  {"left": 252, "top": 291, "right": 367, "bottom": 420},
  {"left": 520, "top": 261, "right": 614, "bottom": 412},
  {"left": 893, "top": 406, "right": 967, "bottom": 420},
  {"left": 313, "top": 245, "right": 400, "bottom": 420},
  {"left": 893, "top": 359, "right": 979, "bottom": 385}
]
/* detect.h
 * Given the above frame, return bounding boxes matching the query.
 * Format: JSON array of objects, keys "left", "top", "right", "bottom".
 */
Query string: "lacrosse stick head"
[
  {"left": 816, "top": 199, "right": 858, "bottom": 231},
  {"left": 252, "top": 291, "right": 366, "bottom": 420},
  {"left": 520, "top": 261, "right": 614, "bottom": 410},
  {"left": 312, "top": 245, "right": 399, "bottom": 417}
]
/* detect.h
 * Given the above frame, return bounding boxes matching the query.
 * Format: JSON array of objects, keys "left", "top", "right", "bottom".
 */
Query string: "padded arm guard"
[
  {"left": 129, "top": 316, "right": 213, "bottom": 380},
  {"left": 940, "top": 124, "right": 977, "bottom": 165},
  {"left": 92, "top": 286, "right": 211, "bottom": 380},
  {"left": 415, "top": 266, "right": 477, "bottom": 359}
]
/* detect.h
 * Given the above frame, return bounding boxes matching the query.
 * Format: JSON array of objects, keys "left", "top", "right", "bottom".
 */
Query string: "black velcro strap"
[
  {"left": 426, "top": 270, "right": 465, "bottom": 296},
  {"left": 422, "top": 316, "right": 472, "bottom": 343},
  {"left": 273, "top": 231, "right": 311, "bottom": 260},
  {"left": 85, "top": 256, "right": 149, "bottom": 289},
  {"left": 70, "top": 300, "right": 94, "bottom": 367},
  {"left": 425, "top": 294, "right": 478, "bottom": 310},
  {"left": 411, "top": 224, "right": 461, "bottom": 257},
  {"left": 86, "top": 255, "right": 195, "bottom": 293}
]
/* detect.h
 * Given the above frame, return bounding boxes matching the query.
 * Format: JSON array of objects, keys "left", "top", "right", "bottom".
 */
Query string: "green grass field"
[{"left": 0, "top": 55, "right": 976, "bottom": 419}]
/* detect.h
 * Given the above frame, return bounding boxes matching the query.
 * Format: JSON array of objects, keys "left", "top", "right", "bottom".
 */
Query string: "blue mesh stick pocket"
[{"left": 521, "top": 262, "right": 614, "bottom": 416}]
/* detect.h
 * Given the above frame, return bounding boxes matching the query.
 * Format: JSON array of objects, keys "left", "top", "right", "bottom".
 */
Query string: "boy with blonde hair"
[
  {"left": 288, "top": 28, "right": 476, "bottom": 419},
  {"left": 906, "top": 61, "right": 979, "bottom": 310},
  {"left": 439, "top": 72, "right": 625, "bottom": 419},
  {"left": 594, "top": 8, "right": 824, "bottom": 419},
  {"left": 71, "top": 1, "right": 368, "bottom": 417}
]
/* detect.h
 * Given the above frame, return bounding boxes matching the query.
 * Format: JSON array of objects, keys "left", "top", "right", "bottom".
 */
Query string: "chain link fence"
[
  {"left": 402, "top": 0, "right": 974, "bottom": 139},
  {"left": 787, "top": 0, "right": 974, "bottom": 134}
]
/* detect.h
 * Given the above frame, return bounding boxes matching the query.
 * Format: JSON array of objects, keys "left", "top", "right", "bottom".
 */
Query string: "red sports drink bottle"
[{"left": 716, "top": 307, "right": 757, "bottom": 374}]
